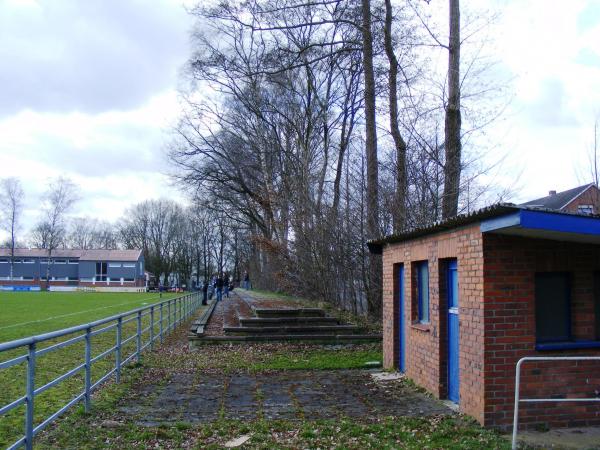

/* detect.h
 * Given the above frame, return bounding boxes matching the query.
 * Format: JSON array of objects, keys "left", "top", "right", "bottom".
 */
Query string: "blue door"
[
  {"left": 447, "top": 260, "right": 459, "bottom": 403},
  {"left": 398, "top": 265, "right": 406, "bottom": 372}
]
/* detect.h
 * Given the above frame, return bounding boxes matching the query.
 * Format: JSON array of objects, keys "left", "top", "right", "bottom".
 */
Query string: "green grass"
[
  {"left": 0, "top": 291, "right": 178, "bottom": 343},
  {"left": 0, "top": 291, "right": 188, "bottom": 449},
  {"left": 44, "top": 417, "right": 513, "bottom": 449}
]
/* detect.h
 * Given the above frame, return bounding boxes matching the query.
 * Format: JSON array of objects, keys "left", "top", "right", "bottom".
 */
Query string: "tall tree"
[
  {"left": 37, "top": 177, "right": 79, "bottom": 285},
  {"left": 383, "top": 0, "right": 408, "bottom": 232},
  {"left": 442, "top": 0, "right": 462, "bottom": 219},
  {"left": 0, "top": 177, "right": 25, "bottom": 280},
  {"left": 361, "top": 0, "right": 382, "bottom": 316}
]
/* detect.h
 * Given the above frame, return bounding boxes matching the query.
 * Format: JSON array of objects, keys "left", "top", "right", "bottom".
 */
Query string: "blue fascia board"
[
  {"left": 520, "top": 209, "right": 600, "bottom": 235},
  {"left": 480, "top": 209, "right": 600, "bottom": 236},
  {"left": 480, "top": 211, "right": 521, "bottom": 232}
]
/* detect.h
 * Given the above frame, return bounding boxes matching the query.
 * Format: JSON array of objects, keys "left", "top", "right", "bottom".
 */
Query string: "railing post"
[
  {"left": 150, "top": 306, "right": 155, "bottom": 351},
  {"left": 116, "top": 317, "right": 122, "bottom": 383},
  {"left": 84, "top": 327, "right": 92, "bottom": 412},
  {"left": 25, "top": 342, "right": 36, "bottom": 450},
  {"left": 159, "top": 303, "right": 164, "bottom": 344},
  {"left": 136, "top": 310, "right": 142, "bottom": 364},
  {"left": 512, "top": 358, "right": 524, "bottom": 450},
  {"left": 168, "top": 300, "right": 172, "bottom": 332}
]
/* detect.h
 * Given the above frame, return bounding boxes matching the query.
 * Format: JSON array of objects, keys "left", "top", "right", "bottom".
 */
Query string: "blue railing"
[{"left": 0, "top": 292, "right": 203, "bottom": 450}]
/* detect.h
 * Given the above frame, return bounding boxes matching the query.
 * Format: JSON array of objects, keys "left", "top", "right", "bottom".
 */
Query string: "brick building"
[
  {"left": 0, "top": 248, "right": 146, "bottom": 292},
  {"left": 369, "top": 204, "right": 600, "bottom": 430},
  {"left": 522, "top": 183, "right": 600, "bottom": 215}
]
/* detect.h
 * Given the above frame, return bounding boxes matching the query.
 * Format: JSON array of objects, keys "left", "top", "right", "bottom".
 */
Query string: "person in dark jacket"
[
  {"left": 202, "top": 280, "right": 208, "bottom": 305},
  {"left": 215, "top": 275, "right": 223, "bottom": 302},
  {"left": 223, "top": 273, "right": 230, "bottom": 298}
]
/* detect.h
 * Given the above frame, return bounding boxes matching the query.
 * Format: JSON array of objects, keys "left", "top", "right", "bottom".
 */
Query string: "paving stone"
[{"left": 120, "top": 370, "right": 452, "bottom": 426}]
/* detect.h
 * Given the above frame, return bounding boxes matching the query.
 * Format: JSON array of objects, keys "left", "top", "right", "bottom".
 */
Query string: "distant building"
[
  {"left": 0, "top": 249, "right": 145, "bottom": 292},
  {"left": 521, "top": 183, "right": 600, "bottom": 214}
]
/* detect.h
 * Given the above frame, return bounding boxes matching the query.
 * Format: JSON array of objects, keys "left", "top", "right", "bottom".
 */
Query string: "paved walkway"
[{"left": 118, "top": 370, "right": 451, "bottom": 426}]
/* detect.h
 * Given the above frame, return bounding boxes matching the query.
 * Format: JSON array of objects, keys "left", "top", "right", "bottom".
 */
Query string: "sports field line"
[{"left": 0, "top": 295, "right": 166, "bottom": 332}]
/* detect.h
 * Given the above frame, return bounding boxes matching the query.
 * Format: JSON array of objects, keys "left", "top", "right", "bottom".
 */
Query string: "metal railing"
[
  {"left": 512, "top": 356, "right": 600, "bottom": 449},
  {"left": 0, "top": 292, "right": 203, "bottom": 450}
]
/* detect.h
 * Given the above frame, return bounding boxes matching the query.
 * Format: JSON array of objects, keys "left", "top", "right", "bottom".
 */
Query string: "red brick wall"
[
  {"left": 562, "top": 185, "right": 600, "bottom": 214},
  {"left": 483, "top": 234, "right": 600, "bottom": 430},
  {"left": 382, "top": 223, "right": 486, "bottom": 423}
]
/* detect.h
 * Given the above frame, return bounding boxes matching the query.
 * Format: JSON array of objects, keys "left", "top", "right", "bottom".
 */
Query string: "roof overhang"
[{"left": 481, "top": 209, "right": 600, "bottom": 244}]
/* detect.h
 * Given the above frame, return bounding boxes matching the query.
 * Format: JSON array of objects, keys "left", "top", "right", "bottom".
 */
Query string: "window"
[
  {"left": 95, "top": 262, "right": 107, "bottom": 281},
  {"left": 23, "top": 276, "right": 34, "bottom": 280},
  {"left": 124, "top": 278, "right": 134, "bottom": 282},
  {"left": 0, "top": 259, "right": 7, "bottom": 263},
  {"left": 67, "top": 277, "right": 78, "bottom": 281},
  {"left": 577, "top": 204, "right": 594, "bottom": 215},
  {"left": 23, "top": 259, "right": 35, "bottom": 264},
  {"left": 123, "top": 263, "right": 135, "bottom": 268},
  {"left": 40, "top": 259, "right": 49, "bottom": 264},
  {"left": 54, "top": 259, "right": 66, "bottom": 264},
  {"left": 416, "top": 261, "right": 430, "bottom": 324},
  {"left": 68, "top": 259, "right": 78, "bottom": 264},
  {"left": 108, "top": 263, "right": 121, "bottom": 268},
  {"left": 535, "top": 273, "right": 571, "bottom": 342}
]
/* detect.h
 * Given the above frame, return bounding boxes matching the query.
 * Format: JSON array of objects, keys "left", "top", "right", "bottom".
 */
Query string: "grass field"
[
  {"left": 0, "top": 291, "right": 192, "bottom": 448},
  {"left": 0, "top": 291, "right": 178, "bottom": 343}
]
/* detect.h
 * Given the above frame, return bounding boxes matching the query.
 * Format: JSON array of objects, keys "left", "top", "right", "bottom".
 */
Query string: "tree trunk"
[
  {"left": 361, "top": 0, "right": 382, "bottom": 318},
  {"left": 384, "top": 0, "right": 407, "bottom": 233},
  {"left": 442, "top": 0, "right": 462, "bottom": 219}
]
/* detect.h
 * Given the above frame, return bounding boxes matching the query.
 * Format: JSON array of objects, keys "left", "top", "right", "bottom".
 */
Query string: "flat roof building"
[
  {"left": 370, "top": 204, "right": 600, "bottom": 431},
  {"left": 0, "top": 248, "right": 145, "bottom": 292}
]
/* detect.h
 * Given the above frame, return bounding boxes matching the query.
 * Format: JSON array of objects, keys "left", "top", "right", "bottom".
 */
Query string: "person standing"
[
  {"left": 223, "top": 273, "right": 230, "bottom": 298},
  {"left": 202, "top": 280, "right": 208, "bottom": 305},
  {"left": 215, "top": 274, "right": 223, "bottom": 302},
  {"left": 243, "top": 271, "right": 251, "bottom": 290}
]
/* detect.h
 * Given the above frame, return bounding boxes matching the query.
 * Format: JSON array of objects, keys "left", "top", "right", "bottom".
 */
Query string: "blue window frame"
[{"left": 417, "top": 261, "right": 430, "bottom": 324}]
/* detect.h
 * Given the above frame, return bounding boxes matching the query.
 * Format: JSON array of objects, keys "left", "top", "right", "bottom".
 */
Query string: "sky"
[{"left": 0, "top": 0, "right": 600, "bottom": 241}]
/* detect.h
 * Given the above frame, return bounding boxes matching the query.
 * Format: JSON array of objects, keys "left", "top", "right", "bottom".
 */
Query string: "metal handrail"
[
  {"left": 512, "top": 356, "right": 600, "bottom": 449},
  {"left": 0, "top": 291, "right": 203, "bottom": 450}
]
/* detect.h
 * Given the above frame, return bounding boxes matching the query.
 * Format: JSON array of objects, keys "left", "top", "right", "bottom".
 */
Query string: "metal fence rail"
[
  {"left": 512, "top": 356, "right": 600, "bottom": 450},
  {"left": 0, "top": 292, "right": 203, "bottom": 450}
]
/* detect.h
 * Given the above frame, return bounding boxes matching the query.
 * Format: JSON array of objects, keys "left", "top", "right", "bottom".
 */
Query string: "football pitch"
[
  {"left": 0, "top": 290, "right": 188, "bottom": 448},
  {"left": 0, "top": 291, "right": 179, "bottom": 344}
]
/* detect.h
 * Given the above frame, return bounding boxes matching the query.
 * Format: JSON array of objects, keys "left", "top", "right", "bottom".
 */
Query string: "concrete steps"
[
  {"left": 189, "top": 333, "right": 382, "bottom": 346},
  {"left": 253, "top": 308, "right": 326, "bottom": 318},
  {"left": 223, "top": 324, "right": 363, "bottom": 334},
  {"left": 239, "top": 316, "right": 340, "bottom": 326}
]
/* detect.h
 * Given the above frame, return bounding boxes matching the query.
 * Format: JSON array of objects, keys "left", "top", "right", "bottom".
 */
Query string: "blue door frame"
[
  {"left": 398, "top": 265, "right": 405, "bottom": 372},
  {"left": 447, "top": 259, "right": 460, "bottom": 403}
]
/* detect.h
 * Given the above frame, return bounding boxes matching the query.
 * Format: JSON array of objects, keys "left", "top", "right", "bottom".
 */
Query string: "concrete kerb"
[{"left": 189, "top": 299, "right": 217, "bottom": 336}]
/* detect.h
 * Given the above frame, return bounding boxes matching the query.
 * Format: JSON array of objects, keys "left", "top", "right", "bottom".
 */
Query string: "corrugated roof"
[
  {"left": 520, "top": 184, "right": 595, "bottom": 210},
  {"left": 367, "top": 203, "right": 519, "bottom": 253},
  {"left": 368, "top": 202, "right": 600, "bottom": 254},
  {"left": 0, "top": 248, "right": 142, "bottom": 261}
]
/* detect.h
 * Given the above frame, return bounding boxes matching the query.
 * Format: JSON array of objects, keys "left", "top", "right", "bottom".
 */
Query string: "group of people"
[{"left": 199, "top": 271, "right": 252, "bottom": 305}]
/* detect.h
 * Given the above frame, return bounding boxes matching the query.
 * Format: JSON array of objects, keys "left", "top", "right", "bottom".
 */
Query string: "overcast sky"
[{"left": 0, "top": 0, "right": 599, "bottom": 241}]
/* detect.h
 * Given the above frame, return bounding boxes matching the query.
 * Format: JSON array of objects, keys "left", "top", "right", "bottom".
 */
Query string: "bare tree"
[
  {"left": 0, "top": 177, "right": 25, "bottom": 280},
  {"left": 37, "top": 177, "right": 79, "bottom": 286},
  {"left": 383, "top": 0, "right": 408, "bottom": 232},
  {"left": 442, "top": 0, "right": 462, "bottom": 219},
  {"left": 67, "top": 218, "right": 118, "bottom": 249},
  {"left": 361, "top": 0, "right": 382, "bottom": 316}
]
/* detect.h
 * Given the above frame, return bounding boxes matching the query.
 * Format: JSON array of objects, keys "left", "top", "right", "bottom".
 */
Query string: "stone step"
[
  {"left": 223, "top": 325, "right": 362, "bottom": 334},
  {"left": 239, "top": 317, "right": 339, "bottom": 326},
  {"left": 253, "top": 308, "right": 326, "bottom": 318},
  {"left": 190, "top": 333, "right": 383, "bottom": 346}
]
